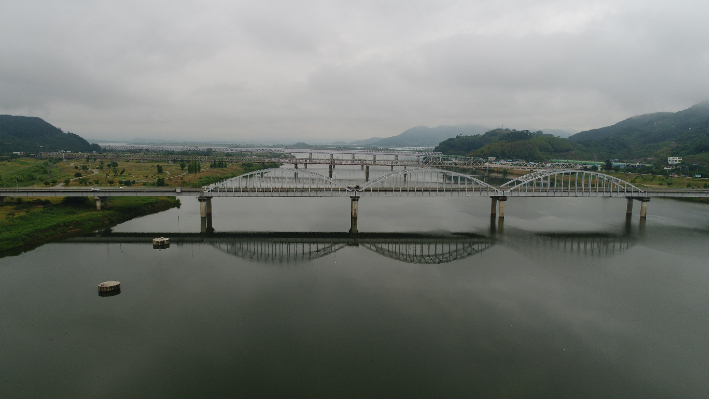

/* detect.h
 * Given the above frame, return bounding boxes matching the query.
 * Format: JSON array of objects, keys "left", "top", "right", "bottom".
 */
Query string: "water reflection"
[{"left": 68, "top": 225, "right": 639, "bottom": 264}]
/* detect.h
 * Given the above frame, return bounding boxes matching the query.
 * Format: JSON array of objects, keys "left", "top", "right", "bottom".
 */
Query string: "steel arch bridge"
[
  {"left": 206, "top": 167, "right": 502, "bottom": 197},
  {"left": 205, "top": 167, "right": 676, "bottom": 198},
  {"left": 500, "top": 169, "right": 647, "bottom": 197}
]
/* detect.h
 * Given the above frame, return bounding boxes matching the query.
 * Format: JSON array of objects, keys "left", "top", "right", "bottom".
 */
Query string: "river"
[{"left": 1, "top": 166, "right": 707, "bottom": 398}]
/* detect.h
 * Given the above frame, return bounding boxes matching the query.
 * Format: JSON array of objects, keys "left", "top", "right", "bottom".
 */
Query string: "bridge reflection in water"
[{"left": 68, "top": 223, "right": 639, "bottom": 264}]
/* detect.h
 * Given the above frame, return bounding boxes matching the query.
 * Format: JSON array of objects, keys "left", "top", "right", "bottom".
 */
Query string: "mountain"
[
  {"left": 434, "top": 102, "right": 708, "bottom": 162},
  {"left": 568, "top": 101, "right": 708, "bottom": 160},
  {"left": 369, "top": 125, "right": 490, "bottom": 148},
  {"left": 350, "top": 136, "right": 384, "bottom": 146},
  {"left": 436, "top": 129, "right": 582, "bottom": 161},
  {"left": 533, "top": 128, "right": 578, "bottom": 138},
  {"left": 0, "top": 115, "right": 100, "bottom": 154}
]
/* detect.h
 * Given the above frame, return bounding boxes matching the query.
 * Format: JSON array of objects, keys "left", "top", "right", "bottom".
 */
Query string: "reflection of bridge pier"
[{"left": 198, "top": 196, "right": 213, "bottom": 233}]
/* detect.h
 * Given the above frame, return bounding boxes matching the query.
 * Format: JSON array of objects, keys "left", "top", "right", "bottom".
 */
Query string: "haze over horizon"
[{"left": 0, "top": 0, "right": 707, "bottom": 143}]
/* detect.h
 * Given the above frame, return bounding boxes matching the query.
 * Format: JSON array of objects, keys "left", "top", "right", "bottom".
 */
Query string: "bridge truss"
[
  {"left": 501, "top": 169, "right": 646, "bottom": 197},
  {"left": 206, "top": 167, "right": 501, "bottom": 197}
]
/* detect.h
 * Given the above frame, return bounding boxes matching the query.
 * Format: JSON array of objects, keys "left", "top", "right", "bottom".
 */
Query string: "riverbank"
[{"left": 0, "top": 196, "right": 180, "bottom": 256}]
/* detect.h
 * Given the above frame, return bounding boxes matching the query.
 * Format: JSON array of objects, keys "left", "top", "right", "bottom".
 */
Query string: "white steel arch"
[
  {"left": 207, "top": 167, "right": 353, "bottom": 196},
  {"left": 355, "top": 167, "right": 502, "bottom": 196},
  {"left": 503, "top": 169, "right": 645, "bottom": 196}
]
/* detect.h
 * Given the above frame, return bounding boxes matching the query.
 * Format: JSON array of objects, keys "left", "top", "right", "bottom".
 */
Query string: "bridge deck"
[{"left": 1, "top": 187, "right": 707, "bottom": 198}]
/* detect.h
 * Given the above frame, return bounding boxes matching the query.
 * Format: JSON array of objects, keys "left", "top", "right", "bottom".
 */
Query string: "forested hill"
[
  {"left": 569, "top": 101, "right": 708, "bottom": 142},
  {"left": 434, "top": 101, "right": 709, "bottom": 162},
  {"left": 566, "top": 101, "right": 708, "bottom": 160},
  {"left": 435, "top": 129, "right": 580, "bottom": 161},
  {"left": 0, "top": 115, "right": 100, "bottom": 154}
]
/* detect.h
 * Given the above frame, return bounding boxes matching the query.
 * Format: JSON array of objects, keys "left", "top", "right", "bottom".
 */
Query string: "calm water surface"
[{"left": 1, "top": 166, "right": 707, "bottom": 398}]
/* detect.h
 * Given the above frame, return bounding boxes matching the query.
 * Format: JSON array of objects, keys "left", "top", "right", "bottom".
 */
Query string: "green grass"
[{"left": 0, "top": 196, "right": 180, "bottom": 256}]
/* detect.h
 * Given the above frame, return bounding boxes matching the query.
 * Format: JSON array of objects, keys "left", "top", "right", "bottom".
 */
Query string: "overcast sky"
[{"left": 0, "top": 0, "right": 707, "bottom": 142}]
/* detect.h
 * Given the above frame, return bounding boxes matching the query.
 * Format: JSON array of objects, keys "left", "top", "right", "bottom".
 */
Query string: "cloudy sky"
[{"left": 0, "top": 0, "right": 707, "bottom": 142}]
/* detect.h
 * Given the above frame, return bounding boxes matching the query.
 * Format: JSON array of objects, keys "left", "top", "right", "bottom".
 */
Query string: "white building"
[{"left": 668, "top": 157, "right": 682, "bottom": 165}]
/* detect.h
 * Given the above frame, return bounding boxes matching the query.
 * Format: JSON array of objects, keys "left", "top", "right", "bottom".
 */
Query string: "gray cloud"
[{"left": 0, "top": 0, "right": 706, "bottom": 142}]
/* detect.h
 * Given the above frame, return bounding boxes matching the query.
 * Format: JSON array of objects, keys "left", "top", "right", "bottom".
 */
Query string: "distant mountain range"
[
  {"left": 0, "top": 115, "right": 100, "bottom": 154},
  {"left": 350, "top": 125, "right": 577, "bottom": 148}
]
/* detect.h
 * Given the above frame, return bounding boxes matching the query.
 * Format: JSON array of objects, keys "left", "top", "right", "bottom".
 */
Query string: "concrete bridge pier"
[
  {"left": 294, "top": 163, "right": 298, "bottom": 169},
  {"left": 350, "top": 196, "right": 359, "bottom": 234},
  {"left": 639, "top": 198, "right": 650, "bottom": 219},
  {"left": 198, "top": 196, "right": 213, "bottom": 233},
  {"left": 490, "top": 196, "right": 507, "bottom": 218},
  {"left": 328, "top": 165, "right": 333, "bottom": 178},
  {"left": 626, "top": 197, "right": 633, "bottom": 214},
  {"left": 365, "top": 165, "right": 370, "bottom": 182},
  {"left": 498, "top": 197, "right": 507, "bottom": 218},
  {"left": 94, "top": 196, "right": 109, "bottom": 210}
]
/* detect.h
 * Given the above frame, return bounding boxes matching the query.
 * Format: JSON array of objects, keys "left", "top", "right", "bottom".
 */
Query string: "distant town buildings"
[{"left": 668, "top": 157, "right": 682, "bottom": 165}]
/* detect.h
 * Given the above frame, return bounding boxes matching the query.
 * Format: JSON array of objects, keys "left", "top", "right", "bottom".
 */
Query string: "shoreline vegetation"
[{"left": 0, "top": 196, "right": 180, "bottom": 257}]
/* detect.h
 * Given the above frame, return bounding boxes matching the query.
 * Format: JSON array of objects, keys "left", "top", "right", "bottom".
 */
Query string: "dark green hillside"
[
  {"left": 0, "top": 115, "right": 100, "bottom": 154},
  {"left": 435, "top": 129, "right": 584, "bottom": 161},
  {"left": 469, "top": 133, "right": 583, "bottom": 161},
  {"left": 568, "top": 101, "right": 708, "bottom": 160},
  {"left": 434, "top": 102, "right": 708, "bottom": 163}
]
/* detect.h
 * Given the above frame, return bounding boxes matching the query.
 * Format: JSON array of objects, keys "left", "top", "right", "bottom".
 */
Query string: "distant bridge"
[{"left": 39, "top": 151, "right": 582, "bottom": 170}]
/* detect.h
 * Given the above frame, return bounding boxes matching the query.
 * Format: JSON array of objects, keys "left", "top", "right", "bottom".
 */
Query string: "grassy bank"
[{"left": 0, "top": 196, "right": 180, "bottom": 256}]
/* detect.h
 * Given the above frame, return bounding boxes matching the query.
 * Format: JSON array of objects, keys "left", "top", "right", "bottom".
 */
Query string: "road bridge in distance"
[
  {"left": 39, "top": 151, "right": 581, "bottom": 171},
  {"left": 2, "top": 168, "right": 706, "bottom": 233}
]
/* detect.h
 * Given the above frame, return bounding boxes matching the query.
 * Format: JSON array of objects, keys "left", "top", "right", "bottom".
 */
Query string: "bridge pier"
[
  {"left": 498, "top": 197, "right": 507, "bottom": 218},
  {"left": 198, "top": 196, "right": 213, "bottom": 233},
  {"left": 365, "top": 165, "right": 369, "bottom": 182},
  {"left": 490, "top": 196, "right": 507, "bottom": 218},
  {"left": 94, "top": 197, "right": 109, "bottom": 210},
  {"left": 627, "top": 196, "right": 650, "bottom": 218},
  {"left": 329, "top": 165, "right": 333, "bottom": 178},
  {"left": 639, "top": 198, "right": 650, "bottom": 219},
  {"left": 350, "top": 196, "right": 359, "bottom": 234}
]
